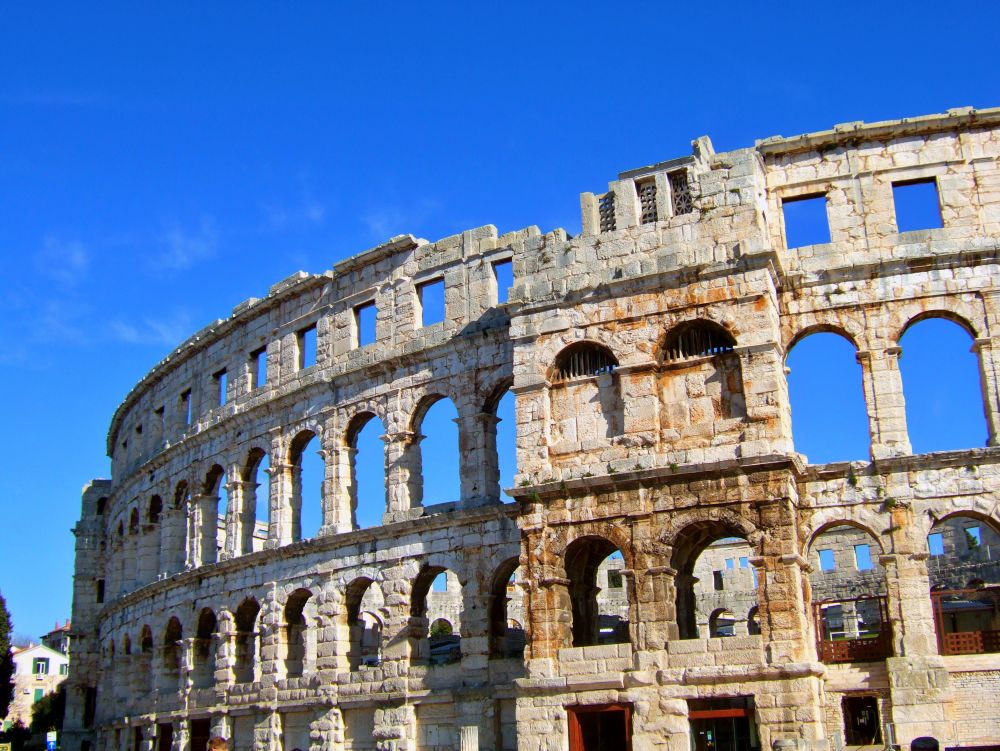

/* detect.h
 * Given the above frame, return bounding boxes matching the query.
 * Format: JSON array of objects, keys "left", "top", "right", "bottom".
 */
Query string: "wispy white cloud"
[
  {"left": 360, "top": 197, "right": 441, "bottom": 241},
  {"left": 150, "top": 218, "right": 218, "bottom": 271},
  {"left": 107, "top": 310, "right": 193, "bottom": 348},
  {"left": 35, "top": 236, "right": 90, "bottom": 286}
]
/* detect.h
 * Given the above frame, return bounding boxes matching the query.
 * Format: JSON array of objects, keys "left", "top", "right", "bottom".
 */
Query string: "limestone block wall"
[{"left": 66, "top": 107, "right": 1000, "bottom": 751}]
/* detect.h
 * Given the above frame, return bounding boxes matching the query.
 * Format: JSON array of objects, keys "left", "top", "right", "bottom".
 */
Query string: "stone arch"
[
  {"left": 172, "top": 480, "right": 189, "bottom": 510},
  {"left": 805, "top": 517, "right": 887, "bottom": 557},
  {"left": 708, "top": 608, "right": 736, "bottom": 638},
  {"left": 785, "top": 322, "right": 862, "bottom": 355},
  {"left": 241, "top": 446, "right": 270, "bottom": 554},
  {"left": 233, "top": 597, "right": 262, "bottom": 684},
  {"left": 344, "top": 410, "right": 387, "bottom": 529},
  {"left": 747, "top": 606, "right": 761, "bottom": 636},
  {"left": 549, "top": 341, "right": 619, "bottom": 383},
  {"left": 895, "top": 307, "right": 981, "bottom": 343},
  {"left": 564, "top": 535, "right": 630, "bottom": 648},
  {"left": 192, "top": 607, "right": 218, "bottom": 688},
  {"left": 160, "top": 616, "right": 183, "bottom": 692},
  {"left": 660, "top": 318, "right": 737, "bottom": 363},
  {"left": 147, "top": 496, "right": 162, "bottom": 524},
  {"left": 483, "top": 381, "right": 517, "bottom": 503},
  {"left": 128, "top": 507, "right": 139, "bottom": 535},
  {"left": 288, "top": 428, "right": 325, "bottom": 541},
  {"left": 536, "top": 328, "right": 624, "bottom": 379},
  {"left": 410, "top": 394, "right": 462, "bottom": 507},
  {"left": 410, "top": 564, "right": 463, "bottom": 665},
  {"left": 282, "top": 588, "right": 316, "bottom": 678},
  {"left": 488, "top": 556, "right": 524, "bottom": 659}
]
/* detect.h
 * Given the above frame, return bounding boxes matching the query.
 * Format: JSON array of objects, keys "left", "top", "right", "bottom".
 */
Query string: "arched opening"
[
  {"left": 193, "top": 608, "right": 217, "bottom": 688},
  {"left": 660, "top": 321, "right": 745, "bottom": 428},
  {"left": 672, "top": 525, "right": 757, "bottom": 640},
  {"left": 283, "top": 588, "right": 313, "bottom": 678},
  {"left": 128, "top": 508, "right": 139, "bottom": 535},
  {"left": 242, "top": 449, "right": 270, "bottom": 554},
  {"left": 161, "top": 617, "right": 182, "bottom": 692},
  {"left": 138, "top": 625, "right": 153, "bottom": 694},
  {"left": 290, "top": 431, "right": 324, "bottom": 541},
  {"left": 234, "top": 598, "right": 261, "bottom": 684},
  {"left": 787, "top": 331, "right": 869, "bottom": 463},
  {"left": 415, "top": 397, "right": 461, "bottom": 506},
  {"left": 344, "top": 577, "right": 384, "bottom": 670},
  {"left": 411, "top": 567, "right": 462, "bottom": 665},
  {"left": 565, "top": 538, "right": 629, "bottom": 647},
  {"left": 346, "top": 413, "right": 386, "bottom": 529},
  {"left": 927, "top": 514, "right": 1000, "bottom": 655},
  {"left": 708, "top": 608, "right": 736, "bottom": 638},
  {"left": 899, "top": 317, "right": 988, "bottom": 452},
  {"left": 147, "top": 496, "right": 162, "bottom": 524},
  {"left": 494, "top": 390, "right": 517, "bottom": 503},
  {"left": 202, "top": 465, "right": 227, "bottom": 563},
  {"left": 747, "top": 606, "right": 761, "bottom": 636},
  {"left": 809, "top": 524, "right": 889, "bottom": 663},
  {"left": 549, "top": 343, "right": 623, "bottom": 446},
  {"left": 488, "top": 558, "right": 525, "bottom": 659}
]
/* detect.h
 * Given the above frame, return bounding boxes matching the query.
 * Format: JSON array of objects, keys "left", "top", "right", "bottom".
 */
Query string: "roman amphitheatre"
[{"left": 64, "top": 107, "right": 1000, "bottom": 751}]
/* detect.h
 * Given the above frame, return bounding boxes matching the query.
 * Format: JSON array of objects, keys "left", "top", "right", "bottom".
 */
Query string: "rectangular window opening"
[
  {"left": 154, "top": 406, "right": 165, "bottom": 434},
  {"left": 892, "top": 178, "right": 943, "bottom": 232},
  {"left": 739, "top": 556, "right": 749, "bottom": 569},
  {"left": 418, "top": 278, "right": 446, "bottom": 327},
  {"left": 928, "top": 532, "right": 945, "bottom": 556},
  {"left": 966, "top": 526, "right": 982, "bottom": 550},
  {"left": 96, "top": 579, "right": 105, "bottom": 604},
  {"left": 636, "top": 179, "right": 657, "bottom": 224},
  {"left": 180, "top": 389, "right": 192, "bottom": 426},
  {"left": 492, "top": 259, "right": 513, "bottom": 305},
  {"left": 354, "top": 302, "right": 377, "bottom": 347},
  {"left": 214, "top": 369, "right": 227, "bottom": 406},
  {"left": 725, "top": 558, "right": 735, "bottom": 570},
  {"left": 34, "top": 688, "right": 44, "bottom": 703},
  {"left": 854, "top": 544, "right": 873, "bottom": 571},
  {"left": 251, "top": 347, "right": 267, "bottom": 389},
  {"left": 818, "top": 549, "right": 836, "bottom": 572},
  {"left": 713, "top": 570, "right": 724, "bottom": 591},
  {"left": 33, "top": 658, "right": 50, "bottom": 675},
  {"left": 607, "top": 570, "right": 623, "bottom": 589},
  {"left": 668, "top": 170, "right": 694, "bottom": 215},
  {"left": 782, "top": 193, "right": 830, "bottom": 248},
  {"left": 598, "top": 192, "right": 616, "bottom": 232},
  {"left": 298, "top": 324, "right": 317, "bottom": 369}
]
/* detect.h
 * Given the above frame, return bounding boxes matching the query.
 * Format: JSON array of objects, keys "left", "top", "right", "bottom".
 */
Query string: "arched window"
[
  {"left": 128, "top": 508, "right": 139, "bottom": 535},
  {"left": 346, "top": 413, "right": 386, "bottom": 530},
  {"left": 411, "top": 567, "right": 462, "bottom": 665},
  {"left": 672, "top": 526, "right": 757, "bottom": 640},
  {"left": 290, "top": 431, "right": 324, "bottom": 541},
  {"left": 663, "top": 321, "right": 735, "bottom": 362},
  {"left": 242, "top": 449, "right": 270, "bottom": 555},
  {"left": 193, "top": 609, "right": 217, "bottom": 689},
  {"left": 747, "top": 606, "right": 761, "bottom": 636},
  {"left": 551, "top": 342, "right": 618, "bottom": 383},
  {"left": 344, "top": 577, "right": 384, "bottom": 671},
  {"left": 283, "top": 589, "right": 313, "bottom": 678},
  {"left": 808, "top": 524, "right": 889, "bottom": 664},
  {"left": 415, "top": 398, "right": 461, "bottom": 506},
  {"left": 899, "top": 317, "right": 988, "bottom": 452},
  {"left": 787, "top": 331, "right": 869, "bottom": 462},
  {"left": 234, "top": 598, "right": 261, "bottom": 683},
  {"left": 565, "top": 539, "right": 629, "bottom": 647},
  {"left": 489, "top": 558, "right": 525, "bottom": 659},
  {"left": 494, "top": 390, "right": 517, "bottom": 503},
  {"left": 161, "top": 617, "right": 183, "bottom": 691},
  {"left": 147, "top": 496, "right": 162, "bottom": 524},
  {"left": 202, "top": 465, "right": 227, "bottom": 564}
]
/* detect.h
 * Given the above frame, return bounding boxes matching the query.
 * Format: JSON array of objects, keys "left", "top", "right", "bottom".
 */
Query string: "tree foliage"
[
  {"left": 30, "top": 684, "right": 66, "bottom": 734},
  {"left": 0, "top": 590, "right": 14, "bottom": 719}
]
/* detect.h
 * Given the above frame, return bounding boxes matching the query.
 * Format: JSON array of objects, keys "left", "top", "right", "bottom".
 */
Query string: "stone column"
[
  {"left": 456, "top": 412, "right": 500, "bottom": 507},
  {"left": 258, "top": 595, "right": 281, "bottom": 685},
  {"left": 268, "top": 462, "right": 295, "bottom": 547},
  {"left": 857, "top": 348, "right": 912, "bottom": 459},
  {"left": 193, "top": 494, "right": 219, "bottom": 565},
  {"left": 170, "top": 720, "right": 190, "bottom": 751},
  {"left": 254, "top": 711, "right": 282, "bottom": 751},
  {"left": 210, "top": 716, "right": 231, "bottom": 747},
  {"left": 459, "top": 724, "right": 479, "bottom": 751},
  {"left": 973, "top": 337, "right": 1000, "bottom": 446},
  {"left": 186, "top": 501, "right": 201, "bottom": 569},
  {"left": 215, "top": 612, "right": 235, "bottom": 686},
  {"left": 159, "top": 508, "right": 183, "bottom": 576},
  {"left": 327, "top": 445, "right": 356, "bottom": 533},
  {"left": 374, "top": 704, "right": 415, "bottom": 751},
  {"left": 229, "top": 479, "right": 256, "bottom": 556},
  {"left": 219, "top": 477, "right": 241, "bottom": 560},
  {"left": 635, "top": 565, "right": 677, "bottom": 649},
  {"left": 383, "top": 431, "right": 422, "bottom": 523}
]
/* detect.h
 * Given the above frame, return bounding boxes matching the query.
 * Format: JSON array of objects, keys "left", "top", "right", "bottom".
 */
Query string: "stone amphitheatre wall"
[{"left": 66, "top": 107, "right": 1000, "bottom": 751}]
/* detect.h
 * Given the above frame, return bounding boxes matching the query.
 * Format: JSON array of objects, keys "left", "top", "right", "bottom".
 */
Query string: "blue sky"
[{"left": 0, "top": 1, "right": 996, "bottom": 640}]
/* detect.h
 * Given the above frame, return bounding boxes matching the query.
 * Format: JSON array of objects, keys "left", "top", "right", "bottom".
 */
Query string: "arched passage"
[
  {"left": 787, "top": 331, "right": 869, "bottom": 462},
  {"left": 565, "top": 537, "right": 629, "bottom": 647},
  {"left": 808, "top": 523, "right": 889, "bottom": 663},
  {"left": 488, "top": 557, "right": 525, "bottom": 659},
  {"left": 415, "top": 397, "right": 461, "bottom": 506},
  {"left": 242, "top": 448, "right": 270, "bottom": 554},
  {"left": 900, "top": 317, "right": 989, "bottom": 452},
  {"left": 289, "top": 430, "right": 324, "bottom": 541},
  {"left": 411, "top": 566, "right": 462, "bottom": 664},
  {"left": 282, "top": 588, "right": 315, "bottom": 678},
  {"left": 346, "top": 413, "right": 386, "bottom": 529},
  {"left": 202, "top": 465, "right": 227, "bottom": 564},
  {"left": 234, "top": 598, "right": 261, "bottom": 683},
  {"left": 343, "top": 577, "right": 384, "bottom": 670},
  {"left": 160, "top": 617, "right": 183, "bottom": 692},
  {"left": 492, "top": 389, "right": 517, "bottom": 502},
  {"left": 193, "top": 608, "right": 217, "bottom": 688}
]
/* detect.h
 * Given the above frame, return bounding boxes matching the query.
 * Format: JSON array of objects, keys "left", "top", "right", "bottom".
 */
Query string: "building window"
[
  {"left": 892, "top": 178, "right": 942, "bottom": 232},
  {"left": 551, "top": 342, "right": 618, "bottom": 382},
  {"left": 739, "top": 556, "right": 749, "bottom": 568},
  {"left": 214, "top": 369, "right": 227, "bottom": 406},
  {"left": 854, "top": 544, "right": 873, "bottom": 571},
  {"left": 59, "top": 664, "right": 68, "bottom": 676},
  {"left": 180, "top": 389, "right": 192, "bottom": 426},
  {"left": 154, "top": 406, "right": 165, "bottom": 435},
  {"left": 298, "top": 324, "right": 317, "bottom": 369},
  {"left": 250, "top": 347, "right": 267, "bottom": 389},
  {"left": 725, "top": 558, "right": 735, "bottom": 570},
  {"left": 354, "top": 302, "right": 377, "bottom": 347},
  {"left": 965, "top": 526, "right": 982, "bottom": 550},
  {"left": 818, "top": 549, "right": 836, "bottom": 571},
  {"left": 33, "top": 657, "right": 50, "bottom": 675},
  {"left": 663, "top": 321, "right": 735, "bottom": 361},
  {"left": 34, "top": 688, "right": 44, "bottom": 703},
  {"left": 96, "top": 579, "right": 105, "bottom": 604},
  {"left": 669, "top": 170, "right": 693, "bottom": 215},
  {"left": 492, "top": 259, "right": 513, "bottom": 305},
  {"left": 417, "top": 278, "right": 446, "bottom": 327},
  {"left": 782, "top": 193, "right": 830, "bottom": 248},
  {"left": 607, "top": 570, "right": 623, "bottom": 589},
  {"left": 713, "top": 570, "right": 724, "bottom": 591},
  {"left": 598, "top": 192, "right": 616, "bottom": 232},
  {"left": 637, "top": 179, "right": 657, "bottom": 224},
  {"left": 927, "top": 532, "right": 945, "bottom": 556}
]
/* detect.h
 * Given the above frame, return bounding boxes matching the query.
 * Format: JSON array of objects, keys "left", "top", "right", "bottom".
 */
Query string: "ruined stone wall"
[{"left": 66, "top": 107, "right": 1000, "bottom": 751}]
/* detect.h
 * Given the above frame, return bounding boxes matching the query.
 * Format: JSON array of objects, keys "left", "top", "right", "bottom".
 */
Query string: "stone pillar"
[
  {"left": 314, "top": 706, "right": 343, "bottom": 751},
  {"left": 383, "top": 431, "right": 422, "bottom": 523},
  {"left": 186, "top": 501, "right": 201, "bottom": 569},
  {"left": 171, "top": 718, "right": 190, "bottom": 751},
  {"left": 220, "top": 477, "right": 241, "bottom": 560},
  {"left": 269, "top": 462, "right": 295, "bottom": 547},
  {"left": 229, "top": 479, "right": 256, "bottom": 556},
  {"left": 193, "top": 494, "right": 219, "bottom": 565},
  {"left": 327, "top": 445, "right": 356, "bottom": 533},
  {"left": 159, "top": 508, "right": 182, "bottom": 575},
  {"left": 375, "top": 704, "right": 415, "bottom": 751},
  {"left": 459, "top": 724, "right": 479, "bottom": 751},
  {"left": 254, "top": 711, "right": 282, "bottom": 751},
  {"left": 215, "top": 612, "right": 235, "bottom": 686},
  {"left": 456, "top": 412, "right": 500, "bottom": 507},
  {"left": 857, "top": 348, "right": 912, "bottom": 459},
  {"left": 210, "top": 716, "right": 231, "bottom": 747},
  {"left": 973, "top": 337, "right": 1000, "bottom": 446},
  {"left": 258, "top": 595, "right": 281, "bottom": 685},
  {"left": 635, "top": 565, "right": 678, "bottom": 649}
]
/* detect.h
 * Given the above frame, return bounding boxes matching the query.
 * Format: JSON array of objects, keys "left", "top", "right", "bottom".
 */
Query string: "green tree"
[
  {"left": 0, "top": 590, "right": 14, "bottom": 719},
  {"left": 30, "top": 684, "right": 66, "bottom": 734}
]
